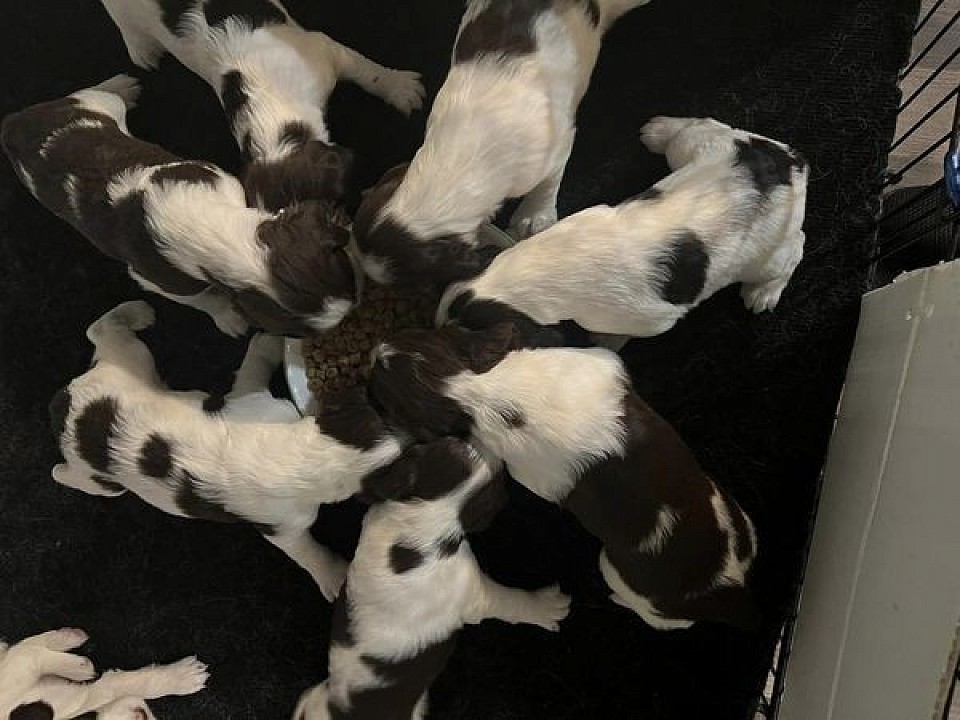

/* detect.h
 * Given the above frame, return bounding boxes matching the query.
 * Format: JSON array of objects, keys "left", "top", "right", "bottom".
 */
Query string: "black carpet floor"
[{"left": 0, "top": 1, "right": 919, "bottom": 718}]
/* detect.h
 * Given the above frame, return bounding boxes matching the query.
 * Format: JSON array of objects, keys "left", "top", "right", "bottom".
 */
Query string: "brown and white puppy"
[
  {"left": 1, "top": 77, "right": 358, "bottom": 337},
  {"left": 50, "top": 301, "right": 405, "bottom": 601},
  {"left": 352, "top": 0, "right": 652, "bottom": 289},
  {"left": 292, "top": 438, "right": 570, "bottom": 720},
  {"left": 438, "top": 117, "right": 809, "bottom": 340},
  {"left": 367, "top": 325, "right": 760, "bottom": 630},
  {"left": 99, "top": 0, "right": 425, "bottom": 211},
  {"left": 0, "top": 628, "right": 207, "bottom": 720}
]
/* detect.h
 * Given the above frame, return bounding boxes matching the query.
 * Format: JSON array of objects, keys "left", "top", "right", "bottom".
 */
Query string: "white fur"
[
  {"left": 98, "top": 0, "right": 425, "bottom": 158},
  {"left": 361, "top": 0, "right": 650, "bottom": 277},
  {"left": 437, "top": 117, "right": 809, "bottom": 336},
  {"left": 294, "top": 446, "right": 570, "bottom": 720},
  {"left": 0, "top": 629, "right": 206, "bottom": 720},
  {"left": 54, "top": 302, "right": 404, "bottom": 601}
]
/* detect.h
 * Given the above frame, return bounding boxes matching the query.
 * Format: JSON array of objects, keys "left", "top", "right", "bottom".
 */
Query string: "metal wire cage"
[
  {"left": 755, "top": 3, "right": 960, "bottom": 718},
  {"left": 871, "top": 0, "right": 960, "bottom": 280}
]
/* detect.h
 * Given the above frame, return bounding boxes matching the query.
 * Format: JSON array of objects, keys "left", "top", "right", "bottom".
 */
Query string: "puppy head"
[
  {"left": 249, "top": 200, "right": 358, "bottom": 334},
  {"left": 243, "top": 139, "right": 353, "bottom": 211},
  {"left": 353, "top": 164, "right": 491, "bottom": 288},
  {"left": 292, "top": 682, "right": 331, "bottom": 720},
  {"left": 368, "top": 324, "right": 521, "bottom": 440},
  {"left": 360, "top": 436, "right": 478, "bottom": 503}
]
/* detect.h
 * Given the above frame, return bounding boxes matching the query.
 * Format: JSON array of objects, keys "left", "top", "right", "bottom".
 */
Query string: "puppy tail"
[{"left": 91, "top": 74, "right": 142, "bottom": 110}]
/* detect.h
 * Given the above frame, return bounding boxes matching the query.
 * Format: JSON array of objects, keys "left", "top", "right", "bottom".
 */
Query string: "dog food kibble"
[{"left": 303, "top": 284, "right": 438, "bottom": 401}]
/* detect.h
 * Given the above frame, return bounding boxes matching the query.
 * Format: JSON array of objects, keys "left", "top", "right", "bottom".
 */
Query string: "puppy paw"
[
  {"left": 382, "top": 69, "right": 426, "bottom": 115},
  {"left": 507, "top": 209, "right": 557, "bottom": 240},
  {"left": 152, "top": 656, "right": 209, "bottom": 696},
  {"left": 246, "top": 333, "right": 285, "bottom": 367},
  {"left": 640, "top": 116, "right": 689, "bottom": 154},
  {"left": 525, "top": 585, "right": 572, "bottom": 632},
  {"left": 111, "top": 300, "right": 156, "bottom": 331},
  {"left": 30, "top": 627, "right": 90, "bottom": 651},
  {"left": 52, "top": 652, "right": 97, "bottom": 682},
  {"left": 740, "top": 279, "right": 787, "bottom": 314},
  {"left": 213, "top": 308, "right": 250, "bottom": 338},
  {"left": 96, "top": 698, "right": 156, "bottom": 720},
  {"left": 96, "top": 74, "right": 143, "bottom": 108},
  {"left": 315, "top": 554, "right": 349, "bottom": 603}
]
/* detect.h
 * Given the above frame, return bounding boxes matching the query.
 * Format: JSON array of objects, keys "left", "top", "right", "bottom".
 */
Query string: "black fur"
[
  {"left": 74, "top": 397, "right": 119, "bottom": 474},
  {"left": 655, "top": 230, "right": 709, "bottom": 305},
  {"left": 203, "top": 0, "right": 287, "bottom": 30},
  {"left": 353, "top": 167, "right": 493, "bottom": 289},
  {"left": 389, "top": 543, "right": 425, "bottom": 574},
  {"left": 314, "top": 387, "right": 390, "bottom": 451},
  {"left": 10, "top": 702, "right": 55, "bottom": 720},
  {"left": 157, "top": 0, "right": 194, "bottom": 34},
  {"left": 361, "top": 439, "right": 474, "bottom": 502},
  {"left": 0, "top": 98, "right": 211, "bottom": 297},
  {"left": 458, "top": 469, "right": 508, "bottom": 533},
  {"left": 328, "top": 636, "right": 459, "bottom": 720},
  {"left": 151, "top": 162, "right": 220, "bottom": 187},
  {"left": 454, "top": 0, "right": 549, "bottom": 62},
  {"left": 584, "top": 0, "right": 601, "bottom": 25},
  {"left": 242, "top": 141, "right": 353, "bottom": 211},
  {"left": 446, "top": 291, "right": 591, "bottom": 348},
  {"left": 734, "top": 136, "right": 806, "bottom": 195},
  {"left": 225, "top": 285, "right": 315, "bottom": 336},
  {"left": 496, "top": 403, "right": 526, "bottom": 428},
  {"left": 436, "top": 535, "right": 462, "bottom": 558},
  {"left": 91, "top": 474, "right": 127, "bottom": 494},
  {"left": 562, "top": 394, "right": 758, "bottom": 629},
  {"left": 202, "top": 393, "right": 226, "bottom": 413},
  {"left": 138, "top": 433, "right": 174, "bottom": 478},
  {"left": 174, "top": 471, "right": 246, "bottom": 524},
  {"left": 49, "top": 386, "right": 71, "bottom": 442},
  {"left": 220, "top": 70, "right": 250, "bottom": 135},
  {"left": 277, "top": 121, "right": 314, "bottom": 151},
  {"left": 329, "top": 581, "right": 355, "bottom": 647}
]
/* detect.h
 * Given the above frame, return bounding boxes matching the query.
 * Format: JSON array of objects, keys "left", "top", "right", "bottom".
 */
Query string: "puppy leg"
[
  {"left": 740, "top": 229, "right": 805, "bottom": 313},
  {"left": 11, "top": 629, "right": 95, "bottom": 681},
  {"left": 67, "top": 657, "right": 208, "bottom": 715},
  {"left": 85, "top": 300, "right": 160, "bottom": 381},
  {"left": 597, "top": 0, "right": 653, "bottom": 30},
  {"left": 228, "top": 333, "right": 284, "bottom": 397},
  {"left": 130, "top": 271, "right": 249, "bottom": 337},
  {"left": 18, "top": 628, "right": 88, "bottom": 653},
  {"left": 464, "top": 573, "right": 571, "bottom": 632},
  {"left": 327, "top": 37, "right": 426, "bottom": 116},
  {"left": 265, "top": 527, "right": 348, "bottom": 602},
  {"left": 53, "top": 463, "right": 127, "bottom": 497},
  {"left": 116, "top": 26, "right": 165, "bottom": 70},
  {"left": 95, "top": 697, "right": 157, "bottom": 720},
  {"left": 508, "top": 131, "right": 575, "bottom": 240}
]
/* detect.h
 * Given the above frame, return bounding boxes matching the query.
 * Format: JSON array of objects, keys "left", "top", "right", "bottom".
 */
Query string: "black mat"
[{"left": 0, "top": 1, "right": 919, "bottom": 718}]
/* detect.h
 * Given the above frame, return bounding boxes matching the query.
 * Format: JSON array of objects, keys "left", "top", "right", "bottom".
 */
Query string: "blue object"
[{"left": 946, "top": 146, "right": 960, "bottom": 208}]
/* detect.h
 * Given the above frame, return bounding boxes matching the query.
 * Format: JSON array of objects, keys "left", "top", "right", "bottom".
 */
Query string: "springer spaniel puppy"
[
  {"left": 367, "top": 325, "right": 760, "bottom": 630},
  {"left": 99, "top": 0, "right": 425, "bottom": 210},
  {"left": 0, "top": 628, "right": 207, "bottom": 720},
  {"left": 438, "top": 117, "right": 809, "bottom": 339},
  {"left": 352, "top": 0, "right": 651, "bottom": 289},
  {"left": 1, "top": 76, "right": 358, "bottom": 337},
  {"left": 292, "top": 438, "right": 570, "bottom": 720},
  {"left": 50, "top": 301, "right": 405, "bottom": 601}
]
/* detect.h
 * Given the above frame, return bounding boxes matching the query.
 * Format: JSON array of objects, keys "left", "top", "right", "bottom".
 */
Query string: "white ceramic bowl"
[{"left": 284, "top": 223, "right": 514, "bottom": 416}]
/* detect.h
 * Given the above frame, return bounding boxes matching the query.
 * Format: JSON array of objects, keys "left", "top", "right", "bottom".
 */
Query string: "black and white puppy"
[
  {"left": 99, "top": 0, "right": 425, "bottom": 210},
  {"left": 368, "top": 326, "right": 760, "bottom": 630},
  {"left": 0, "top": 628, "right": 207, "bottom": 720},
  {"left": 51, "top": 301, "right": 405, "bottom": 601},
  {"left": 438, "top": 117, "right": 809, "bottom": 339},
  {"left": 292, "top": 438, "right": 570, "bottom": 720},
  {"left": 1, "top": 77, "right": 358, "bottom": 337},
  {"left": 352, "top": 0, "right": 651, "bottom": 289}
]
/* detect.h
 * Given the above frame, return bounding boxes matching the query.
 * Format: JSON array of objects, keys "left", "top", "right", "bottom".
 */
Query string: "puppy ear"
[
  {"left": 454, "top": 323, "right": 522, "bottom": 374},
  {"left": 459, "top": 467, "right": 509, "bottom": 533},
  {"left": 360, "top": 455, "right": 418, "bottom": 502}
]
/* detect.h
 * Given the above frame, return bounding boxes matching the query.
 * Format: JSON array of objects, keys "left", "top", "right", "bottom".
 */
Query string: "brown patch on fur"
[{"left": 242, "top": 140, "right": 353, "bottom": 211}]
